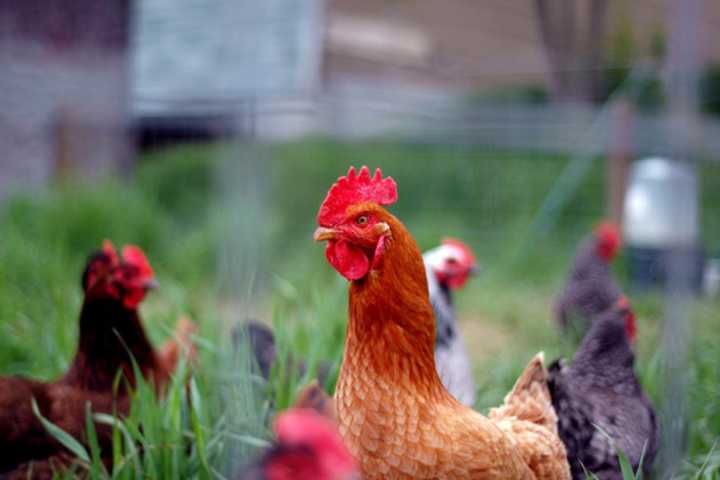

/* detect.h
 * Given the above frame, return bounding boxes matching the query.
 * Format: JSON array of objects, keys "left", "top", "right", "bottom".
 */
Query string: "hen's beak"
[
  {"left": 469, "top": 264, "right": 480, "bottom": 275},
  {"left": 313, "top": 227, "right": 337, "bottom": 242},
  {"left": 143, "top": 278, "right": 160, "bottom": 290}
]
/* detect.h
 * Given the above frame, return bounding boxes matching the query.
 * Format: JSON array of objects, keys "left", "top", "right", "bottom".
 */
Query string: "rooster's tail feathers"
[{"left": 489, "top": 352, "right": 559, "bottom": 434}]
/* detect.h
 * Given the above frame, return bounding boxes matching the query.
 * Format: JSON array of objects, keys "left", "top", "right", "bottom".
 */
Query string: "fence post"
[{"left": 606, "top": 99, "right": 633, "bottom": 225}]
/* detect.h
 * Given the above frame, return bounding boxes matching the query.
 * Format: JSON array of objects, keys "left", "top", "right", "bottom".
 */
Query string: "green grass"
[{"left": 0, "top": 138, "right": 718, "bottom": 478}]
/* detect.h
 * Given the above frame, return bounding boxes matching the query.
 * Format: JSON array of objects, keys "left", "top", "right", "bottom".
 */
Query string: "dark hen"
[
  {"left": 0, "top": 241, "right": 194, "bottom": 477},
  {"left": 555, "top": 222, "right": 623, "bottom": 339},
  {"left": 233, "top": 321, "right": 331, "bottom": 385},
  {"left": 548, "top": 300, "right": 660, "bottom": 479},
  {"left": 62, "top": 242, "right": 170, "bottom": 393},
  {"left": 64, "top": 242, "right": 196, "bottom": 394},
  {"left": 234, "top": 321, "right": 278, "bottom": 380}
]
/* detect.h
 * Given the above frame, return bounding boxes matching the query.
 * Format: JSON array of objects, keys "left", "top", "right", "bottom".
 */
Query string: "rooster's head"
[
  {"left": 83, "top": 240, "right": 158, "bottom": 309},
  {"left": 314, "top": 166, "right": 398, "bottom": 281},
  {"left": 424, "top": 238, "right": 479, "bottom": 290},
  {"left": 594, "top": 221, "right": 621, "bottom": 261}
]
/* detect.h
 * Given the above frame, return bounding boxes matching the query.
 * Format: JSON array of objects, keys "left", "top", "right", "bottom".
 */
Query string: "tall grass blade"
[
  {"left": 31, "top": 397, "right": 90, "bottom": 464},
  {"left": 84, "top": 402, "right": 107, "bottom": 479}
]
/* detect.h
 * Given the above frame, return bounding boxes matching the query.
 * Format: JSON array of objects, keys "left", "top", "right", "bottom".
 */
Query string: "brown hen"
[{"left": 313, "top": 166, "right": 570, "bottom": 479}]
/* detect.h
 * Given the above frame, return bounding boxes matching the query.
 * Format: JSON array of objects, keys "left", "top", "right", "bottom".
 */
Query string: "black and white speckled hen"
[
  {"left": 548, "top": 297, "right": 660, "bottom": 479},
  {"left": 423, "top": 238, "right": 478, "bottom": 406},
  {"left": 554, "top": 222, "right": 623, "bottom": 339}
]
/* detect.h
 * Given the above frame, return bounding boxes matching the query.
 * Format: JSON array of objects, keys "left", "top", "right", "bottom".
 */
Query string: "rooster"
[
  {"left": 0, "top": 241, "right": 195, "bottom": 476},
  {"left": 548, "top": 297, "right": 659, "bottom": 479},
  {"left": 313, "top": 166, "right": 570, "bottom": 479},
  {"left": 554, "top": 222, "right": 622, "bottom": 338},
  {"left": 237, "top": 408, "right": 358, "bottom": 480},
  {"left": 423, "top": 239, "right": 478, "bottom": 405}
]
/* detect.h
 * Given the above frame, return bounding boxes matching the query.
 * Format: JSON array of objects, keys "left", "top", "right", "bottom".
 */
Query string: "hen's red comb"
[
  {"left": 617, "top": 295, "right": 630, "bottom": 309},
  {"left": 595, "top": 221, "right": 621, "bottom": 245},
  {"left": 102, "top": 239, "right": 119, "bottom": 266},
  {"left": 594, "top": 221, "right": 621, "bottom": 260},
  {"left": 121, "top": 245, "right": 154, "bottom": 278},
  {"left": 317, "top": 166, "right": 397, "bottom": 226},
  {"left": 617, "top": 295, "right": 637, "bottom": 341},
  {"left": 441, "top": 237, "right": 477, "bottom": 266}
]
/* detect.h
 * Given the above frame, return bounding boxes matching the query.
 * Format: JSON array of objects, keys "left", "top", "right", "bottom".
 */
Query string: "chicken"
[
  {"left": 313, "top": 166, "right": 570, "bottom": 479},
  {"left": 235, "top": 321, "right": 278, "bottom": 379},
  {"left": 234, "top": 320, "right": 331, "bottom": 385},
  {"left": 547, "top": 297, "right": 659, "bottom": 479},
  {"left": 0, "top": 241, "right": 195, "bottom": 476},
  {"left": 237, "top": 408, "right": 358, "bottom": 480},
  {"left": 63, "top": 240, "right": 195, "bottom": 393},
  {"left": 423, "top": 239, "right": 479, "bottom": 406},
  {"left": 554, "top": 222, "right": 622, "bottom": 338}
]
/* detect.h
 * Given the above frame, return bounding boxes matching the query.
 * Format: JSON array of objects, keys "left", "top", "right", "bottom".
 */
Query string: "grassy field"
[{"left": 0, "top": 138, "right": 718, "bottom": 478}]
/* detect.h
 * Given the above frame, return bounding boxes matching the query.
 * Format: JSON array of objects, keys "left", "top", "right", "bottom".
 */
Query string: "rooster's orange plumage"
[{"left": 314, "top": 166, "right": 570, "bottom": 479}]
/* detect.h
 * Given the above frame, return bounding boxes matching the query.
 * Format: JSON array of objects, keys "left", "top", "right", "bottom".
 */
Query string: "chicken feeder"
[{"left": 622, "top": 157, "right": 703, "bottom": 291}]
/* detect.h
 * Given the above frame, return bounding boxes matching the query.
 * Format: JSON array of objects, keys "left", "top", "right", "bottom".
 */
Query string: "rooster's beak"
[
  {"left": 144, "top": 278, "right": 160, "bottom": 290},
  {"left": 313, "top": 227, "right": 337, "bottom": 242}
]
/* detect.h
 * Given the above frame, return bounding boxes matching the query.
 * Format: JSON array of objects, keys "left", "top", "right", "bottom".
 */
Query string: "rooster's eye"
[{"left": 356, "top": 215, "right": 368, "bottom": 226}]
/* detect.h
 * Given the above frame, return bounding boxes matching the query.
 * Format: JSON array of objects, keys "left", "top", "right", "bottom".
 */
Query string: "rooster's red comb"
[{"left": 317, "top": 166, "right": 397, "bottom": 226}]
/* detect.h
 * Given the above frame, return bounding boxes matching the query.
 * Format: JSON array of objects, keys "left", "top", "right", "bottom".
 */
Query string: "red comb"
[
  {"left": 441, "top": 237, "right": 477, "bottom": 265},
  {"left": 616, "top": 295, "right": 637, "bottom": 341},
  {"left": 594, "top": 221, "right": 621, "bottom": 260},
  {"left": 617, "top": 295, "right": 630, "bottom": 309},
  {"left": 625, "top": 310, "right": 637, "bottom": 341},
  {"left": 317, "top": 166, "right": 397, "bottom": 226},
  {"left": 274, "top": 408, "right": 356, "bottom": 476},
  {"left": 102, "top": 239, "right": 119, "bottom": 266},
  {"left": 121, "top": 245, "right": 154, "bottom": 278},
  {"left": 596, "top": 220, "right": 618, "bottom": 234},
  {"left": 595, "top": 221, "right": 621, "bottom": 245}
]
